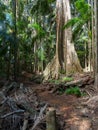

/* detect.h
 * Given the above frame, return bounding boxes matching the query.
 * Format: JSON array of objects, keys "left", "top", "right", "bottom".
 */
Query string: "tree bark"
[
  {"left": 12, "top": 0, "right": 18, "bottom": 81},
  {"left": 94, "top": 0, "right": 98, "bottom": 89},
  {"left": 91, "top": 0, "right": 95, "bottom": 76},
  {"left": 46, "top": 108, "right": 57, "bottom": 130},
  {"left": 43, "top": 0, "right": 82, "bottom": 80}
]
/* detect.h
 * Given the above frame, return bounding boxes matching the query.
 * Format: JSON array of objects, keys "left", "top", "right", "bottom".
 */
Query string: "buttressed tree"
[{"left": 43, "top": 0, "right": 82, "bottom": 80}]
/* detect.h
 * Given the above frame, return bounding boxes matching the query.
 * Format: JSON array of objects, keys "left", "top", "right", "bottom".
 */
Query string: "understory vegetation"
[
  {"left": 1, "top": 0, "right": 98, "bottom": 130},
  {"left": 0, "top": 0, "right": 96, "bottom": 80}
]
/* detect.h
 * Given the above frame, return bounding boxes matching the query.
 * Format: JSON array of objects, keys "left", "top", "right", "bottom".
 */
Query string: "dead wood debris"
[
  {"left": 30, "top": 104, "right": 47, "bottom": 130},
  {"left": 0, "top": 110, "right": 25, "bottom": 119},
  {"left": 43, "top": 75, "right": 94, "bottom": 97},
  {"left": 22, "top": 113, "right": 30, "bottom": 130},
  {"left": 0, "top": 82, "right": 48, "bottom": 130},
  {"left": 65, "top": 75, "right": 94, "bottom": 87},
  {"left": 0, "top": 75, "right": 97, "bottom": 130},
  {"left": 82, "top": 95, "right": 98, "bottom": 109}
]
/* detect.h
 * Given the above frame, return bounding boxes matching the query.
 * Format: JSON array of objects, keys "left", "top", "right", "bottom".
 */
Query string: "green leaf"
[{"left": 63, "top": 17, "right": 80, "bottom": 29}]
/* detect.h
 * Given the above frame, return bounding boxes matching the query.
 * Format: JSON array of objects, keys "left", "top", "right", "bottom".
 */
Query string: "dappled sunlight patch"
[
  {"left": 60, "top": 106, "right": 71, "bottom": 111},
  {"left": 67, "top": 118, "right": 91, "bottom": 130}
]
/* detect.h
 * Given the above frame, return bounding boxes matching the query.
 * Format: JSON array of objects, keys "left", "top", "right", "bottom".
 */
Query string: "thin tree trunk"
[
  {"left": 12, "top": 0, "right": 18, "bottom": 81},
  {"left": 94, "top": 0, "right": 98, "bottom": 89},
  {"left": 91, "top": 0, "right": 95, "bottom": 76},
  {"left": 84, "top": 42, "right": 88, "bottom": 72},
  {"left": 87, "top": 0, "right": 93, "bottom": 72},
  {"left": 34, "top": 42, "right": 38, "bottom": 73}
]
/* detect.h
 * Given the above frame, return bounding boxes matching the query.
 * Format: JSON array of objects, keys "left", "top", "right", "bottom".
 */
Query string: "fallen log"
[
  {"left": 0, "top": 110, "right": 24, "bottom": 119},
  {"left": 65, "top": 75, "right": 94, "bottom": 87}
]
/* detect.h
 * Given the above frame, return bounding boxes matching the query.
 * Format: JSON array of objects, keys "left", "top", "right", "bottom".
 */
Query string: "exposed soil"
[
  {"left": 0, "top": 74, "right": 98, "bottom": 130},
  {"left": 26, "top": 83, "right": 93, "bottom": 130}
]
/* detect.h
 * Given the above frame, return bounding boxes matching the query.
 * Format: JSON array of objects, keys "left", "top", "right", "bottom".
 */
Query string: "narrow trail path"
[
  {"left": 26, "top": 82, "right": 92, "bottom": 130},
  {"left": 0, "top": 76, "right": 97, "bottom": 130}
]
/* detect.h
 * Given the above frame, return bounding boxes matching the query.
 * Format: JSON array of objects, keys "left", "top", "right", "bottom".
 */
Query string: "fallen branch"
[
  {"left": 3, "top": 82, "right": 18, "bottom": 95},
  {"left": 0, "top": 91, "right": 22, "bottom": 112},
  {"left": 22, "top": 113, "right": 29, "bottom": 130},
  {"left": 0, "top": 110, "right": 25, "bottom": 119},
  {"left": 30, "top": 104, "right": 48, "bottom": 130}
]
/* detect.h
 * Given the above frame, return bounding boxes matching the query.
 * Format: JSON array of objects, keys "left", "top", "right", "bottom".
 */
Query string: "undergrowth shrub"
[
  {"left": 62, "top": 77, "right": 74, "bottom": 82},
  {"left": 65, "top": 86, "right": 85, "bottom": 97}
]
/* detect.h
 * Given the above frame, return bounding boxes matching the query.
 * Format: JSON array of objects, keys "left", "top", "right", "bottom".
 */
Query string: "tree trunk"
[
  {"left": 91, "top": 0, "right": 95, "bottom": 77},
  {"left": 94, "top": 0, "right": 98, "bottom": 89},
  {"left": 85, "top": 0, "right": 93, "bottom": 73},
  {"left": 43, "top": 0, "right": 82, "bottom": 80},
  {"left": 12, "top": 0, "right": 18, "bottom": 81}
]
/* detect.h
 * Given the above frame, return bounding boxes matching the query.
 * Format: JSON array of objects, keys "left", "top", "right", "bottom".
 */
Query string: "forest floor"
[{"left": 0, "top": 72, "right": 98, "bottom": 130}]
